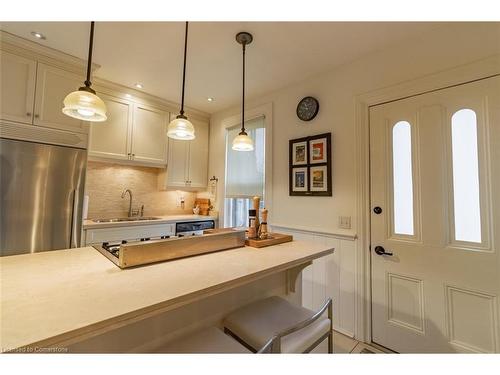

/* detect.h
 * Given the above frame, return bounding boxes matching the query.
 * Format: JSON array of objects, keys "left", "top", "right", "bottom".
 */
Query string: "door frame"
[{"left": 353, "top": 54, "right": 500, "bottom": 343}]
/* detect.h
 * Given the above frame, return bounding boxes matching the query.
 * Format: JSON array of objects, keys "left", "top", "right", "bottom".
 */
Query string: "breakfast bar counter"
[{"left": 0, "top": 241, "right": 334, "bottom": 352}]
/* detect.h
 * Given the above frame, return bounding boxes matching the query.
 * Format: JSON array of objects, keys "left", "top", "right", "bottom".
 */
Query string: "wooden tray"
[
  {"left": 245, "top": 232, "right": 293, "bottom": 248},
  {"left": 106, "top": 228, "right": 246, "bottom": 268}
]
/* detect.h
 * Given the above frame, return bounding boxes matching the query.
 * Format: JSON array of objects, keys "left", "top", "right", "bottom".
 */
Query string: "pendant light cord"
[
  {"left": 241, "top": 42, "right": 246, "bottom": 134},
  {"left": 180, "top": 21, "right": 188, "bottom": 116},
  {"left": 84, "top": 21, "right": 95, "bottom": 88}
]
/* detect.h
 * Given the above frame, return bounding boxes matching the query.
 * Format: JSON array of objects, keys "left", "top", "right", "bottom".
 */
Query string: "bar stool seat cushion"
[
  {"left": 223, "top": 296, "right": 331, "bottom": 353},
  {"left": 161, "top": 327, "right": 251, "bottom": 353}
]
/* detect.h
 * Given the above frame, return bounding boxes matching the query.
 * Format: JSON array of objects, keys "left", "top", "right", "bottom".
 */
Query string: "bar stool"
[
  {"left": 223, "top": 296, "right": 333, "bottom": 353},
  {"left": 160, "top": 327, "right": 251, "bottom": 353}
]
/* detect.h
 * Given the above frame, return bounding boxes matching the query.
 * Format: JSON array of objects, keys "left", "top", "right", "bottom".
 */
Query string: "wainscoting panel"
[{"left": 271, "top": 225, "right": 357, "bottom": 337}]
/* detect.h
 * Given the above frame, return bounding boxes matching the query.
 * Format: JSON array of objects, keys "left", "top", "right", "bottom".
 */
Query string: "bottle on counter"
[
  {"left": 248, "top": 209, "right": 257, "bottom": 239},
  {"left": 252, "top": 196, "right": 261, "bottom": 233},
  {"left": 258, "top": 208, "right": 269, "bottom": 240}
]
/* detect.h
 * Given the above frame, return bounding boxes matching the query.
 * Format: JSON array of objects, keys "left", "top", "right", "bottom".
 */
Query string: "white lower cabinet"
[
  {"left": 160, "top": 117, "right": 209, "bottom": 189},
  {"left": 84, "top": 223, "right": 175, "bottom": 245}
]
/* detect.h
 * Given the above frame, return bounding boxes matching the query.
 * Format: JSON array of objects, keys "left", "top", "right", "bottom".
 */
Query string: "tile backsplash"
[{"left": 85, "top": 161, "right": 197, "bottom": 219}]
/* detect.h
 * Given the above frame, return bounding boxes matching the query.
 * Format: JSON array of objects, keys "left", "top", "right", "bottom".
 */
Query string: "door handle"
[{"left": 374, "top": 246, "right": 393, "bottom": 256}]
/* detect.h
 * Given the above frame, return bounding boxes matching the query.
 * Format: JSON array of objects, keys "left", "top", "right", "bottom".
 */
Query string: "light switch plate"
[{"left": 339, "top": 216, "right": 351, "bottom": 229}]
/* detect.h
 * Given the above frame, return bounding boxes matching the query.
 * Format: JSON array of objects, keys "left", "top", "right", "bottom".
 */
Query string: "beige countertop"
[
  {"left": 83, "top": 214, "right": 218, "bottom": 229},
  {"left": 0, "top": 240, "right": 333, "bottom": 351}
]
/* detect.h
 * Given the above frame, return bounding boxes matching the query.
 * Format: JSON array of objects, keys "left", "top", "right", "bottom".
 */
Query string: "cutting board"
[
  {"left": 245, "top": 232, "right": 293, "bottom": 248},
  {"left": 194, "top": 198, "right": 211, "bottom": 215}
]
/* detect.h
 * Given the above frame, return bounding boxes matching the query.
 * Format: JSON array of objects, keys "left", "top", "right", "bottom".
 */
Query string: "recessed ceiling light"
[
  {"left": 134, "top": 83, "right": 143, "bottom": 89},
  {"left": 30, "top": 31, "right": 46, "bottom": 40},
  {"left": 125, "top": 94, "right": 132, "bottom": 98},
  {"left": 207, "top": 97, "right": 214, "bottom": 102}
]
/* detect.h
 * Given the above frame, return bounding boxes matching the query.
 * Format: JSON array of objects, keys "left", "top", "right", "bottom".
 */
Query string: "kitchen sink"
[{"left": 92, "top": 216, "right": 162, "bottom": 223}]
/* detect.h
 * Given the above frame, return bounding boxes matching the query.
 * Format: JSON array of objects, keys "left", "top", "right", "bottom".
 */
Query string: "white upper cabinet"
[
  {"left": 131, "top": 104, "right": 168, "bottom": 165},
  {"left": 165, "top": 135, "right": 190, "bottom": 187},
  {"left": 34, "top": 63, "right": 88, "bottom": 134},
  {"left": 161, "top": 117, "right": 209, "bottom": 189},
  {"left": 0, "top": 51, "right": 37, "bottom": 124},
  {"left": 188, "top": 118, "right": 209, "bottom": 188},
  {"left": 88, "top": 94, "right": 132, "bottom": 161},
  {"left": 88, "top": 100, "right": 169, "bottom": 167}
]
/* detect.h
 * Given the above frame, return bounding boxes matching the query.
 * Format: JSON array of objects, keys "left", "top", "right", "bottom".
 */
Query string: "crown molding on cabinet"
[
  {"left": 92, "top": 78, "right": 210, "bottom": 122},
  {"left": 0, "top": 31, "right": 210, "bottom": 121},
  {"left": 0, "top": 30, "right": 97, "bottom": 76}
]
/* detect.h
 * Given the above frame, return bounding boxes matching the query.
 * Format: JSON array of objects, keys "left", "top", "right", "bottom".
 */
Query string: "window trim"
[
  {"left": 445, "top": 105, "right": 492, "bottom": 252},
  {"left": 387, "top": 117, "right": 422, "bottom": 243},
  {"left": 220, "top": 102, "right": 273, "bottom": 228}
]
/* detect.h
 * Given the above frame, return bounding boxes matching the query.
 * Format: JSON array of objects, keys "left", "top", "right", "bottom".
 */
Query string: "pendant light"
[
  {"left": 62, "top": 22, "right": 107, "bottom": 122},
  {"left": 232, "top": 32, "right": 254, "bottom": 152},
  {"left": 167, "top": 22, "right": 195, "bottom": 140}
]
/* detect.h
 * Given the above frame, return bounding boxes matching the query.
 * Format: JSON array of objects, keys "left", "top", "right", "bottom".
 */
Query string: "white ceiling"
[{"left": 0, "top": 22, "right": 447, "bottom": 113}]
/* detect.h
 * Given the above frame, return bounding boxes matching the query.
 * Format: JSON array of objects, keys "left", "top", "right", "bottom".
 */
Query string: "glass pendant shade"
[
  {"left": 232, "top": 131, "right": 254, "bottom": 151},
  {"left": 62, "top": 89, "right": 107, "bottom": 122},
  {"left": 167, "top": 116, "right": 195, "bottom": 140}
]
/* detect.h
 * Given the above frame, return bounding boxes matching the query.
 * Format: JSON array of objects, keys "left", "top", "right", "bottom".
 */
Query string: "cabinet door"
[
  {"left": 34, "top": 63, "right": 88, "bottom": 133},
  {"left": 88, "top": 94, "right": 133, "bottom": 161},
  {"left": 130, "top": 104, "right": 168, "bottom": 165},
  {"left": 187, "top": 118, "right": 209, "bottom": 188},
  {"left": 165, "top": 137, "right": 190, "bottom": 187},
  {"left": 0, "top": 52, "right": 36, "bottom": 124}
]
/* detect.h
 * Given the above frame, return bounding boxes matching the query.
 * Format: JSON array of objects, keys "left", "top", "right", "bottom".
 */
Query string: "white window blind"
[{"left": 225, "top": 116, "right": 265, "bottom": 198}]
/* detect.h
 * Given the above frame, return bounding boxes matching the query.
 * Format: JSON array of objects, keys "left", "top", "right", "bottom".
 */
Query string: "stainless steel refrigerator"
[{"left": 0, "top": 138, "right": 87, "bottom": 256}]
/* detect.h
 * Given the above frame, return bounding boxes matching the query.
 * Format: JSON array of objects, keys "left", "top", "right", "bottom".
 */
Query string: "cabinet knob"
[
  {"left": 26, "top": 112, "right": 31, "bottom": 117},
  {"left": 34, "top": 114, "right": 39, "bottom": 118}
]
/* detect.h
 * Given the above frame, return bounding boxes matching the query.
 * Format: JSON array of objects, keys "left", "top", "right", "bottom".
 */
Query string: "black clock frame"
[{"left": 296, "top": 96, "right": 319, "bottom": 122}]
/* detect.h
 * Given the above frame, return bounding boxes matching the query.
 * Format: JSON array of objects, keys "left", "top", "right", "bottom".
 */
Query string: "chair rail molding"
[
  {"left": 354, "top": 54, "right": 500, "bottom": 344},
  {"left": 271, "top": 223, "right": 356, "bottom": 241}
]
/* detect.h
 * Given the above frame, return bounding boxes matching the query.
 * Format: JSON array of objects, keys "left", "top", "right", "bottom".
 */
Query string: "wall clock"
[{"left": 296, "top": 96, "right": 319, "bottom": 122}]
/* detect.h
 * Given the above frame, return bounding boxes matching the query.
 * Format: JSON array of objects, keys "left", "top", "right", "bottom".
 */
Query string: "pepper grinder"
[
  {"left": 258, "top": 208, "right": 269, "bottom": 240},
  {"left": 252, "top": 196, "right": 261, "bottom": 233}
]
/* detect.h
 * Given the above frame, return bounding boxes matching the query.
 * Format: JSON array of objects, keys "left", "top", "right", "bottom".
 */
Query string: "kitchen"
[{"left": 1, "top": 2, "right": 500, "bottom": 374}]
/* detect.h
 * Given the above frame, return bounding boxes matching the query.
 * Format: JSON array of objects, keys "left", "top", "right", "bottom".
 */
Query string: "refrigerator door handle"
[{"left": 69, "top": 189, "right": 80, "bottom": 248}]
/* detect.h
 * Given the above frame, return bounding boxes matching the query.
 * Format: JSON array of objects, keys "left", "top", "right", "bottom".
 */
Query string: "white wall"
[{"left": 209, "top": 23, "right": 500, "bottom": 336}]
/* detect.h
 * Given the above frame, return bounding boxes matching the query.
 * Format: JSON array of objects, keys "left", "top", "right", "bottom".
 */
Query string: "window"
[
  {"left": 224, "top": 117, "right": 265, "bottom": 227},
  {"left": 392, "top": 121, "right": 414, "bottom": 236},
  {"left": 451, "top": 109, "right": 481, "bottom": 243}
]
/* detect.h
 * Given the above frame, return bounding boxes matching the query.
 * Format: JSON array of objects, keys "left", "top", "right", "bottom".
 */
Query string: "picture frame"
[
  {"left": 291, "top": 167, "right": 308, "bottom": 192},
  {"left": 310, "top": 165, "right": 328, "bottom": 192},
  {"left": 291, "top": 140, "right": 308, "bottom": 165},
  {"left": 289, "top": 132, "right": 332, "bottom": 196},
  {"left": 309, "top": 137, "right": 327, "bottom": 164}
]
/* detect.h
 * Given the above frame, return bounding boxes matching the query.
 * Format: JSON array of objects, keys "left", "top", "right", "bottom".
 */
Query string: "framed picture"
[
  {"left": 289, "top": 133, "right": 332, "bottom": 196},
  {"left": 291, "top": 140, "right": 308, "bottom": 165},
  {"left": 309, "top": 137, "right": 327, "bottom": 164},
  {"left": 292, "top": 167, "right": 308, "bottom": 192},
  {"left": 310, "top": 166, "right": 328, "bottom": 192}
]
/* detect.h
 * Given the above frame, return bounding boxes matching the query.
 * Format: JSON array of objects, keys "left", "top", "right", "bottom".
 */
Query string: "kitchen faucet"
[{"left": 121, "top": 189, "right": 133, "bottom": 217}]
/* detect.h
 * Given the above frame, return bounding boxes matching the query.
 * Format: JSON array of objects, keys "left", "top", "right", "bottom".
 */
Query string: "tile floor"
[{"left": 311, "top": 331, "right": 390, "bottom": 354}]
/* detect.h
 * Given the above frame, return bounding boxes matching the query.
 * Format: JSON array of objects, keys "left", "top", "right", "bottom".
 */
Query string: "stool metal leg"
[{"left": 328, "top": 300, "right": 333, "bottom": 354}]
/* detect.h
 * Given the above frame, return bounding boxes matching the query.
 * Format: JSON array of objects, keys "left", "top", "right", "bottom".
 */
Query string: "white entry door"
[{"left": 370, "top": 76, "right": 500, "bottom": 353}]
